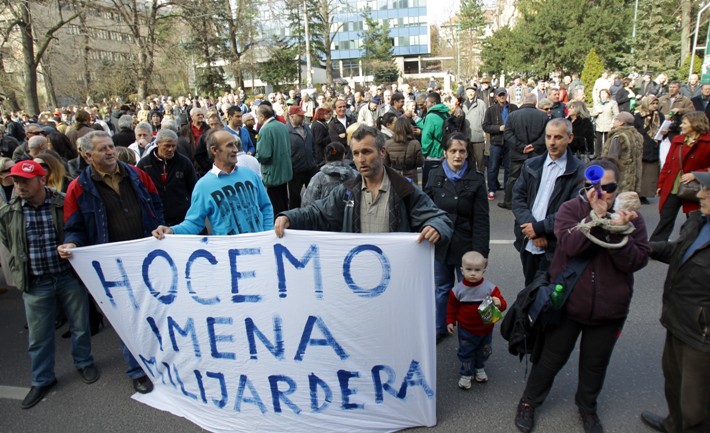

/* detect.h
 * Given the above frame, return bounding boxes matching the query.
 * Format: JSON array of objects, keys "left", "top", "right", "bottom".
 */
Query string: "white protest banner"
[{"left": 68, "top": 231, "right": 436, "bottom": 433}]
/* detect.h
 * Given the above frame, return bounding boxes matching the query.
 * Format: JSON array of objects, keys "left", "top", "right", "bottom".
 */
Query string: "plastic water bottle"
[{"left": 549, "top": 284, "right": 566, "bottom": 310}]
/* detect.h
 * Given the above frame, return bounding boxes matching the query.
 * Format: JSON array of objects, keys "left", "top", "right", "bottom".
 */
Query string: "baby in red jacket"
[{"left": 446, "top": 251, "right": 507, "bottom": 390}]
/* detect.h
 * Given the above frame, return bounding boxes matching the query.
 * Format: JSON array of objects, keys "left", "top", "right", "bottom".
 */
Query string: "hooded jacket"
[
  {"left": 301, "top": 161, "right": 358, "bottom": 207},
  {"left": 415, "top": 103, "right": 450, "bottom": 159}
]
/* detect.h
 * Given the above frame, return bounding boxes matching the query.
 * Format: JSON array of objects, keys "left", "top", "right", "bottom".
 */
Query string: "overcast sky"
[{"left": 428, "top": 0, "right": 459, "bottom": 24}]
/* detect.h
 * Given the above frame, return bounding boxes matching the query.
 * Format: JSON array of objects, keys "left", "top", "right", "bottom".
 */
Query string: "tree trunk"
[
  {"left": 80, "top": 13, "right": 91, "bottom": 99},
  {"left": 0, "top": 54, "right": 21, "bottom": 112},
  {"left": 680, "top": 0, "right": 691, "bottom": 62},
  {"left": 19, "top": 4, "right": 40, "bottom": 115},
  {"left": 41, "top": 58, "right": 58, "bottom": 109}
]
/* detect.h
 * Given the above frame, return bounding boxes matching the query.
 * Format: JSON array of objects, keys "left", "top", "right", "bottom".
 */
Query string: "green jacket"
[
  {"left": 0, "top": 189, "right": 66, "bottom": 292},
  {"left": 256, "top": 118, "right": 293, "bottom": 187},
  {"left": 415, "top": 103, "right": 449, "bottom": 159}
]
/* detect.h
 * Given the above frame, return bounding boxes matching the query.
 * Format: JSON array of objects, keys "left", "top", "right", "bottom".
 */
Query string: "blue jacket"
[
  {"left": 63, "top": 162, "right": 164, "bottom": 246},
  {"left": 225, "top": 125, "right": 255, "bottom": 155}
]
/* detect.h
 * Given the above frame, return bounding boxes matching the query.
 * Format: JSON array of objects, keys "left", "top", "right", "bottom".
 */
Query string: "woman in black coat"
[
  {"left": 567, "top": 100, "right": 595, "bottom": 158},
  {"left": 425, "top": 132, "right": 490, "bottom": 343}
]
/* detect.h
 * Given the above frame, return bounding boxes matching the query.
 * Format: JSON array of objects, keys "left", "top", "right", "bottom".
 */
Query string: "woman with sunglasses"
[
  {"left": 515, "top": 158, "right": 650, "bottom": 433},
  {"left": 650, "top": 111, "right": 710, "bottom": 241}
]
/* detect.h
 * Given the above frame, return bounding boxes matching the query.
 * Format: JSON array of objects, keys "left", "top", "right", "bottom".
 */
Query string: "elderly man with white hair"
[
  {"left": 127, "top": 122, "right": 154, "bottom": 162},
  {"left": 27, "top": 135, "right": 49, "bottom": 159}
]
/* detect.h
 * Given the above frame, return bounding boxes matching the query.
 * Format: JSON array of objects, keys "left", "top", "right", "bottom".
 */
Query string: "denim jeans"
[
  {"left": 457, "top": 327, "right": 493, "bottom": 375},
  {"left": 121, "top": 341, "right": 146, "bottom": 379},
  {"left": 487, "top": 144, "right": 509, "bottom": 193},
  {"left": 23, "top": 270, "right": 93, "bottom": 387},
  {"left": 434, "top": 260, "right": 462, "bottom": 335}
]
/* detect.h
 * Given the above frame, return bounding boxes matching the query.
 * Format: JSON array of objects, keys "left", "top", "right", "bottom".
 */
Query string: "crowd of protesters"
[{"left": 0, "top": 69, "right": 709, "bottom": 433}]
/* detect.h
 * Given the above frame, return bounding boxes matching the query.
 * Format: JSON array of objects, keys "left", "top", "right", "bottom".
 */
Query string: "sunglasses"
[{"left": 585, "top": 182, "right": 618, "bottom": 193}]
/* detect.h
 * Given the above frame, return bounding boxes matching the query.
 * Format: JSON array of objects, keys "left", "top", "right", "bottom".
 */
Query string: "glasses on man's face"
[
  {"left": 544, "top": 108, "right": 552, "bottom": 112},
  {"left": 585, "top": 182, "right": 618, "bottom": 194}
]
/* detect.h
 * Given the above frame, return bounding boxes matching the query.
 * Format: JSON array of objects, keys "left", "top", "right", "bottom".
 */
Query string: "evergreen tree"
[
  {"left": 286, "top": 0, "right": 326, "bottom": 81},
  {"left": 678, "top": 55, "right": 702, "bottom": 80},
  {"left": 359, "top": 6, "right": 399, "bottom": 83},
  {"left": 619, "top": 0, "right": 678, "bottom": 73},
  {"left": 259, "top": 37, "right": 299, "bottom": 89},
  {"left": 480, "top": 0, "right": 629, "bottom": 76},
  {"left": 581, "top": 48, "right": 606, "bottom": 104}
]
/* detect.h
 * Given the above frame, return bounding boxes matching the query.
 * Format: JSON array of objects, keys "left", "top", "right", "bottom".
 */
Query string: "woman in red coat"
[{"left": 650, "top": 111, "right": 710, "bottom": 241}]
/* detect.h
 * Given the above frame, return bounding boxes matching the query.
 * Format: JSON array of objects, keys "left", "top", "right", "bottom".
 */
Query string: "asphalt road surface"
[{"left": 0, "top": 196, "right": 676, "bottom": 433}]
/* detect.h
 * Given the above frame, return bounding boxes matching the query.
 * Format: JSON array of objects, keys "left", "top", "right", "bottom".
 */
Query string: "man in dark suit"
[
  {"left": 328, "top": 99, "right": 355, "bottom": 148},
  {"left": 691, "top": 83, "right": 710, "bottom": 123}
]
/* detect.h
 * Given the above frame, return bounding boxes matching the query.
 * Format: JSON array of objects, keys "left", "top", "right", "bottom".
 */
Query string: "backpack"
[
  {"left": 429, "top": 110, "right": 464, "bottom": 140},
  {"left": 500, "top": 254, "right": 594, "bottom": 367},
  {"left": 499, "top": 272, "right": 548, "bottom": 364}
]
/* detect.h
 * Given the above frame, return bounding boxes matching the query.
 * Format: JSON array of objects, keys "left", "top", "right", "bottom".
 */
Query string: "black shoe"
[
  {"left": 640, "top": 197, "right": 651, "bottom": 205},
  {"left": 77, "top": 365, "right": 100, "bottom": 384},
  {"left": 436, "top": 333, "right": 448, "bottom": 345},
  {"left": 580, "top": 411, "right": 604, "bottom": 433},
  {"left": 515, "top": 401, "right": 535, "bottom": 432},
  {"left": 497, "top": 202, "right": 512, "bottom": 210},
  {"left": 21, "top": 379, "right": 57, "bottom": 409},
  {"left": 54, "top": 318, "right": 67, "bottom": 330},
  {"left": 640, "top": 411, "right": 668, "bottom": 432},
  {"left": 132, "top": 376, "right": 153, "bottom": 394}
]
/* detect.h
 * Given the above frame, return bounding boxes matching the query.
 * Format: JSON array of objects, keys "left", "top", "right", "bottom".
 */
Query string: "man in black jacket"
[
  {"left": 511, "top": 118, "right": 585, "bottom": 285},
  {"left": 287, "top": 105, "right": 317, "bottom": 209},
  {"left": 482, "top": 88, "right": 518, "bottom": 200},
  {"left": 137, "top": 129, "right": 197, "bottom": 225},
  {"left": 328, "top": 99, "right": 355, "bottom": 148},
  {"left": 641, "top": 171, "right": 710, "bottom": 433},
  {"left": 690, "top": 83, "right": 710, "bottom": 123},
  {"left": 499, "top": 94, "right": 548, "bottom": 209}
]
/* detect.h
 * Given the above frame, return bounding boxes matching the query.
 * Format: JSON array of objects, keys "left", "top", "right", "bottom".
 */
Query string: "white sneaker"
[
  {"left": 458, "top": 375, "right": 472, "bottom": 390},
  {"left": 475, "top": 368, "right": 488, "bottom": 383}
]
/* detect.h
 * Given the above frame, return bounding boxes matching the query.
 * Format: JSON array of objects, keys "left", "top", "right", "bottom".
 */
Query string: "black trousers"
[
  {"left": 650, "top": 193, "right": 685, "bottom": 242},
  {"left": 521, "top": 315, "right": 624, "bottom": 413},
  {"left": 661, "top": 332, "right": 710, "bottom": 433},
  {"left": 267, "top": 183, "right": 289, "bottom": 216},
  {"left": 520, "top": 249, "right": 550, "bottom": 288},
  {"left": 502, "top": 158, "right": 525, "bottom": 207},
  {"left": 288, "top": 169, "right": 316, "bottom": 209}
]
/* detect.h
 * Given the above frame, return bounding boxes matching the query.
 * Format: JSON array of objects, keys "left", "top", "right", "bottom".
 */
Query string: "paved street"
[{"left": 1, "top": 197, "right": 674, "bottom": 433}]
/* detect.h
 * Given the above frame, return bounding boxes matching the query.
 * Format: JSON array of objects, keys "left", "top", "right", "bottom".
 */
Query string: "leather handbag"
[{"left": 677, "top": 146, "right": 701, "bottom": 202}]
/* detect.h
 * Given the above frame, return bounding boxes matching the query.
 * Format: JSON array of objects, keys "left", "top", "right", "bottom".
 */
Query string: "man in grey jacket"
[
  {"left": 462, "top": 85, "right": 488, "bottom": 172},
  {"left": 274, "top": 125, "right": 452, "bottom": 244}
]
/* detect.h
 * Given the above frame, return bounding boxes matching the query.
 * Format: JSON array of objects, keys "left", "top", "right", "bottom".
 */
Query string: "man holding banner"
[
  {"left": 0, "top": 160, "right": 98, "bottom": 409},
  {"left": 152, "top": 129, "right": 273, "bottom": 238},
  {"left": 57, "top": 130, "right": 163, "bottom": 395},
  {"left": 274, "top": 125, "right": 452, "bottom": 243}
]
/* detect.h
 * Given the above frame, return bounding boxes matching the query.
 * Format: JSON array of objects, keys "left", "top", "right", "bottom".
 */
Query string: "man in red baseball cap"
[{"left": 0, "top": 160, "right": 98, "bottom": 409}]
